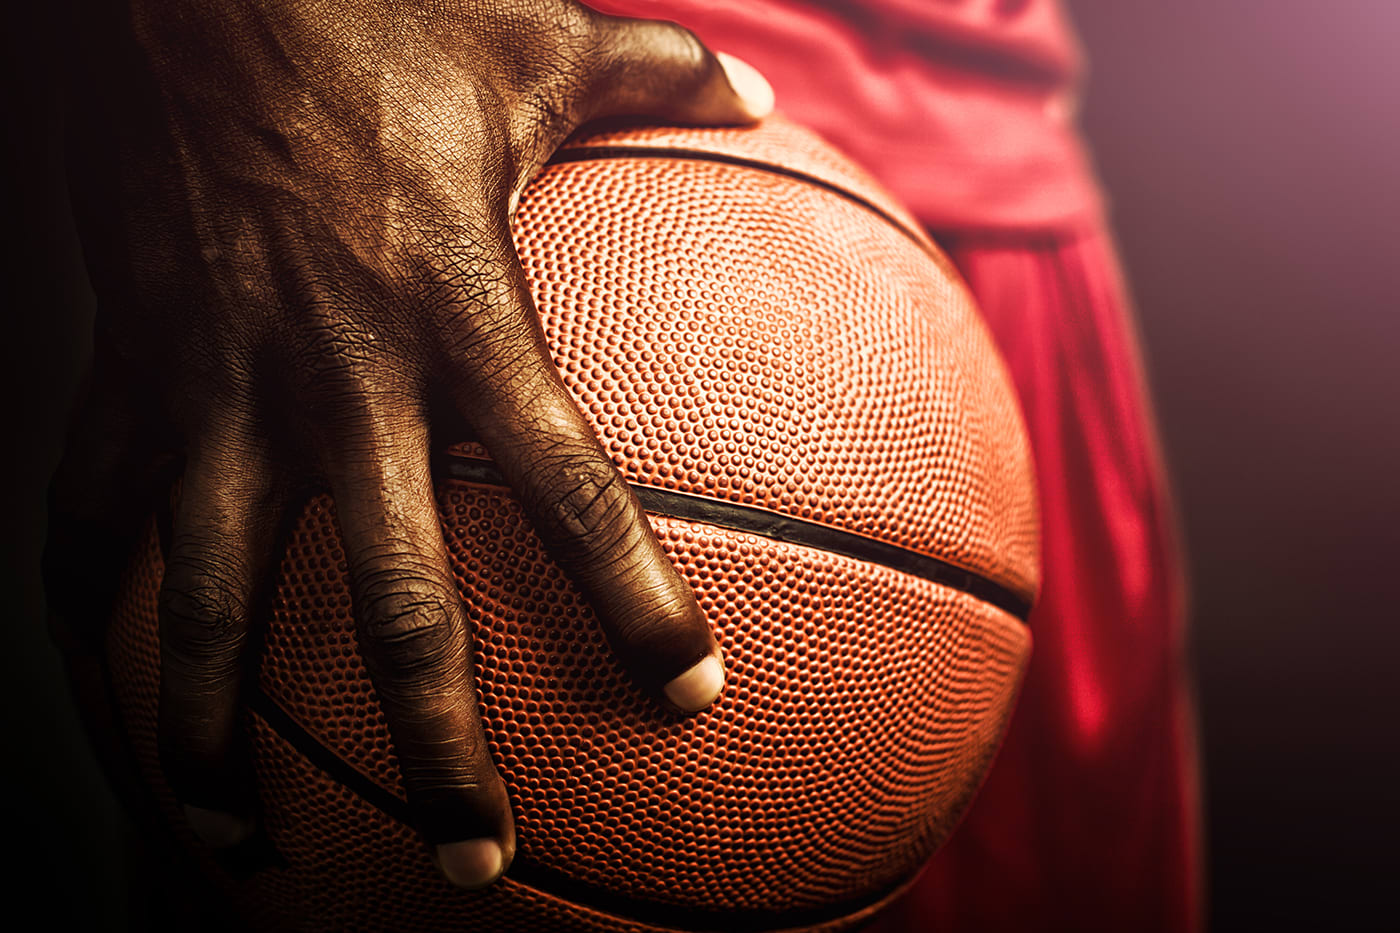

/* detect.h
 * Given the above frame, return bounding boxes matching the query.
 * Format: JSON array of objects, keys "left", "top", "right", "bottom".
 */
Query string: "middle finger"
[{"left": 322, "top": 402, "right": 515, "bottom": 889}]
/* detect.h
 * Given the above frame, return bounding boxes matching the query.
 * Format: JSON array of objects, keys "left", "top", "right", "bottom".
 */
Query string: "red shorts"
[{"left": 865, "top": 230, "right": 1201, "bottom": 932}]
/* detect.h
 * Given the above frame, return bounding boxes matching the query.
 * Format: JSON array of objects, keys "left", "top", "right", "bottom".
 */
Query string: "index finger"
[{"left": 441, "top": 262, "right": 725, "bottom": 714}]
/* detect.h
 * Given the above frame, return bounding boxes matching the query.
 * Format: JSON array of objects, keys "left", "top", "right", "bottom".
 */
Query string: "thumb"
[{"left": 583, "top": 15, "right": 774, "bottom": 125}]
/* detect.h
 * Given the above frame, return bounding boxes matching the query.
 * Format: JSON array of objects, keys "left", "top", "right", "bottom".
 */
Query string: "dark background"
[
  {"left": 1070, "top": 2, "right": 1400, "bottom": 927},
  {"left": 4, "top": 1, "right": 1397, "bottom": 928}
]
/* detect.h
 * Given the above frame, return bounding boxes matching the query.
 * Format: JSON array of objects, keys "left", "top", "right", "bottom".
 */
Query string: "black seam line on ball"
[
  {"left": 547, "top": 146, "right": 933, "bottom": 255},
  {"left": 440, "top": 455, "right": 1032, "bottom": 622},
  {"left": 248, "top": 687, "right": 908, "bottom": 932}
]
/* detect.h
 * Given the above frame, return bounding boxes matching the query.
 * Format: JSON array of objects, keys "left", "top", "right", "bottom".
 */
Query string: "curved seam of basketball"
[
  {"left": 547, "top": 146, "right": 942, "bottom": 263},
  {"left": 247, "top": 688, "right": 918, "bottom": 932},
  {"left": 437, "top": 454, "right": 1033, "bottom": 621}
]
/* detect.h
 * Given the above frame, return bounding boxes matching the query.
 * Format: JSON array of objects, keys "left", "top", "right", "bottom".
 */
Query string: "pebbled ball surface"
[{"left": 104, "top": 117, "right": 1039, "bottom": 932}]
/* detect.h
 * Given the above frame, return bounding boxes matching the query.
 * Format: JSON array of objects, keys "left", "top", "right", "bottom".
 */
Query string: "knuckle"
[
  {"left": 355, "top": 573, "right": 462, "bottom": 679},
  {"left": 285, "top": 320, "right": 416, "bottom": 446},
  {"left": 295, "top": 311, "right": 383, "bottom": 392},
  {"left": 158, "top": 559, "right": 246, "bottom": 660},
  {"left": 280, "top": 274, "right": 411, "bottom": 397},
  {"left": 529, "top": 454, "right": 639, "bottom": 557}
]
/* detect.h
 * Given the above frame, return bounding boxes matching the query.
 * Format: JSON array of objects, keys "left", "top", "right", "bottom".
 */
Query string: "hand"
[{"left": 45, "top": 0, "right": 773, "bottom": 888}]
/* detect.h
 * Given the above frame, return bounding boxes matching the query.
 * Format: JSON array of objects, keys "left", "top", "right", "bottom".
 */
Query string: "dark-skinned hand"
[{"left": 44, "top": 0, "right": 773, "bottom": 889}]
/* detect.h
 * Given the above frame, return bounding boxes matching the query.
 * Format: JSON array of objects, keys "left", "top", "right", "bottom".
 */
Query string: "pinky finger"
[{"left": 157, "top": 425, "right": 281, "bottom": 847}]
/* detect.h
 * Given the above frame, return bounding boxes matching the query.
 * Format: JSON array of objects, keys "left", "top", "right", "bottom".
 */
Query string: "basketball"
[{"left": 104, "top": 117, "right": 1039, "bottom": 932}]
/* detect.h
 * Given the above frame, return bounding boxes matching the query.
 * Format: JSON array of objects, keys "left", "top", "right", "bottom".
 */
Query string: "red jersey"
[{"left": 587, "top": 0, "right": 1102, "bottom": 232}]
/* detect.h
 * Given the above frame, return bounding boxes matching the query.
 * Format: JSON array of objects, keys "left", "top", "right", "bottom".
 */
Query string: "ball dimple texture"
[
  {"left": 490, "top": 126, "right": 1038, "bottom": 600},
  {"left": 563, "top": 120, "right": 931, "bottom": 248},
  {"left": 108, "top": 497, "right": 1028, "bottom": 931},
  {"left": 102, "top": 117, "right": 1040, "bottom": 932}
]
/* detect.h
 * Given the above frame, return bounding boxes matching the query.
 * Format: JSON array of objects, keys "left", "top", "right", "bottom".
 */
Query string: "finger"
[
  {"left": 45, "top": 357, "right": 173, "bottom": 650},
  {"left": 323, "top": 407, "right": 514, "bottom": 889},
  {"left": 583, "top": 14, "right": 774, "bottom": 124},
  {"left": 157, "top": 420, "right": 277, "bottom": 848},
  {"left": 446, "top": 270, "right": 724, "bottom": 715}
]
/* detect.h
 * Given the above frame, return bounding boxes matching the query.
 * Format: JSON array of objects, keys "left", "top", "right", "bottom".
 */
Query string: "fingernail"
[
  {"left": 436, "top": 838, "right": 505, "bottom": 889},
  {"left": 183, "top": 805, "right": 255, "bottom": 848},
  {"left": 664, "top": 651, "right": 726, "bottom": 712},
  {"left": 716, "top": 52, "right": 775, "bottom": 120}
]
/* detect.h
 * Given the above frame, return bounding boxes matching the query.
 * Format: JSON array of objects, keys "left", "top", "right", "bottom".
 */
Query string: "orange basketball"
[{"left": 105, "top": 117, "right": 1039, "bottom": 932}]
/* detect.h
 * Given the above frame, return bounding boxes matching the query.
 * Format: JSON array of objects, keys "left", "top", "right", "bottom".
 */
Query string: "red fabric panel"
[
  {"left": 585, "top": 0, "right": 1103, "bottom": 232},
  {"left": 865, "top": 231, "right": 1202, "bottom": 932}
]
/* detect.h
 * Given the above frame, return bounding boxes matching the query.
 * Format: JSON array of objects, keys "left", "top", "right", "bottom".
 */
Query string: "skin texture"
[{"left": 44, "top": 0, "right": 770, "bottom": 889}]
